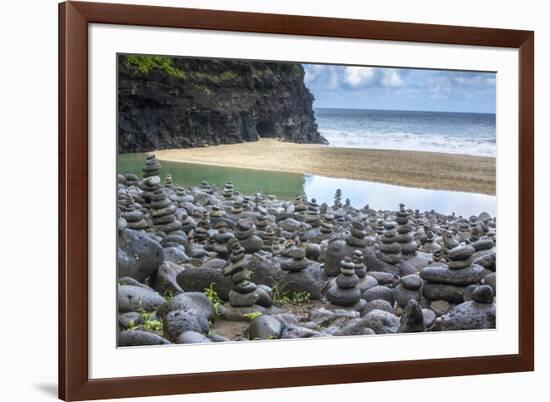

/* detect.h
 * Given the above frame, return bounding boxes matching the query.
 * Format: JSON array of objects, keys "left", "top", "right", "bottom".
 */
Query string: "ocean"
[{"left": 315, "top": 108, "right": 496, "bottom": 157}]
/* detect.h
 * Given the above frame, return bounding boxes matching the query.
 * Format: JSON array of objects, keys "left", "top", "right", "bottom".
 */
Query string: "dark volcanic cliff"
[{"left": 117, "top": 55, "right": 326, "bottom": 153}]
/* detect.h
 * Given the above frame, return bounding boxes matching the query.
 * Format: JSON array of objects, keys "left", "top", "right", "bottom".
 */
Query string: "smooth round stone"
[
  {"left": 362, "top": 285, "right": 395, "bottom": 305},
  {"left": 118, "top": 330, "right": 170, "bottom": 346},
  {"left": 393, "top": 285, "right": 421, "bottom": 308},
  {"left": 448, "top": 257, "right": 473, "bottom": 270},
  {"left": 422, "top": 308, "right": 437, "bottom": 328},
  {"left": 336, "top": 273, "right": 359, "bottom": 289},
  {"left": 368, "top": 272, "right": 394, "bottom": 286},
  {"left": 347, "top": 237, "right": 367, "bottom": 247},
  {"left": 151, "top": 205, "right": 176, "bottom": 217},
  {"left": 151, "top": 198, "right": 171, "bottom": 208},
  {"left": 229, "top": 289, "right": 259, "bottom": 307},
  {"left": 361, "top": 299, "right": 394, "bottom": 315},
  {"left": 214, "top": 232, "right": 234, "bottom": 243},
  {"left": 153, "top": 214, "right": 176, "bottom": 224},
  {"left": 420, "top": 264, "right": 486, "bottom": 286},
  {"left": 234, "top": 280, "right": 257, "bottom": 294},
  {"left": 448, "top": 245, "right": 475, "bottom": 261},
  {"left": 143, "top": 176, "right": 161, "bottom": 186},
  {"left": 399, "top": 242, "right": 418, "bottom": 255},
  {"left": 471, "top": 239, "right": 494, "bottom": 251},
  {"left": 288, "top": 247, "right": 306, "bottom": 259},
  {"left": 400, "top": 275, "right": 422, "bottom": 290},
  {"left": 231, "top": 269, "right": 249, "bottom": 284},
  {"left": 357, "top": 275, "right": 378, "bottom": 293},
  {"left": 248, "top": 315, "right": 282, "bottom": 340},
  {"left": 122, "top": 210, "right": 143, "bottom": 222},
  {"left": 422, "top": 283, "right": 465, "bottom": 303},
  {"left": 379, "top": 242, "right": 401, "bottom": 253},
  {"left": 472, "top": 285, "right": 494, "bottom": 304},
  {"left": 326, "top": 286, "right": 361, "bottom": 307},
  {"left": 176, "top": 331, "right": 211, "bottom": 344},
  {"left": 430, "top": 299, "right": 451, "bottom": 316},
  {"left": 281, "top": 259, "right": 309, "bottom": 272}
]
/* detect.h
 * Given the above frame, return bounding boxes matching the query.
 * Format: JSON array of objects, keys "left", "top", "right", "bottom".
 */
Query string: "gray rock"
[
  {"left": 163, "top": 309, "right": 209, "bottom": 341},
  {"left": 256, "top": 285, "right": 273, "bottom": 308},
  {"left": 162, "top": 246, "right": 190, "bottom": 265},
  {"left": 339, "top": 309, "right": 400, "bottom": 335},
  {"left": 367, "top": 271, "right": 397, "bottom": 286},
  {"left": 118, "top": 330, "right": 170, "bottom": 346},
  {"left": 117, "top": 285, "right": 166, "bottom": 313},
  {"left": 154, "top": 261, "right": 185, "bottom": 294},
  {"left": 484, "top": 272, "right": 496, "bottom": 295},
  {"left": 246, "top": 254, "right": 282, "bottom": 286},
  {"left": 279, "top": 263, "right": 326, "bottom": 299},
  {"left": 422, "top": 283, "right": 465, "bottom": 303},
  {"left": 362, "top": 285, "right": 395, "bottom": 305},
  {"left": 248, "top": 315, "right": 283, "bottom": 339},
  {"left": 309, "top": 308, "right": 359, "bottom": 327},
  {"left": 218, "top": 305, "right": 267, "bottom": 321},
  {"left": 448, "top": 245, "right": 475, "bottom": 261},
  {"left": 463, "top": 284, "right": 478, "bottom": 301},
  {"left": 473, "top": 250, "right": 496, "bottom": 271},
  {"left": 118, "top": 312, "right": 142, "bottom": 329},
  {"left": 471, "top": 285, "right": 495, "bottom": 304},
  {"left": 157, "top": 292, "right": 215, "bottom": 320},
  {"left": 118, "top": 229, "right": 164, "bottom": 281},
  {"left": 430, "top": 300, "right": 451, "bottom": 316},
  {"left": 176, "top": 331, "right": 211, "bottom": 344},
  {"left": 422, "top": 308, "right": 437, "bottom": 328},
  {"left": 361, "top": 299, "right": 394, "bottom": 315},
  {"left": 176, "top": 266, "right": 232, "bottom": 301},
  {"left": 393, "top": 284, "right": 422, "bottom": 308},
  {"left": 400, "top": 274, "right": 422, "bottom": 290},
  {"left": 440, "top": 301, "right": 496, "bottom": 330},
  {"left": 420, "top": 264, "right": 486, "bottom": 286},
  {"left": 399, "top": 300, "right": 425, "bottom": 332}
]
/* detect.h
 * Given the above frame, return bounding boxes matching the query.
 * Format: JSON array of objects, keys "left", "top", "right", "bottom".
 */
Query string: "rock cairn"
[
  {"left": 222, "top": 181, "right": 234, "bottom": 199},
  {"left": 150, "top": 188, "right": 181, "bottom": 235},
  {"left": 395, "top": 204, "right": 417, "bottom": 255},
  {"left": 235, "top": 219, "right": 263, "bottom": 253},
  {"left": 334, "top": 189, "right": 342, "bottom": 209},
  {"left": 224, "top": 241, "right": 259, "bottom": 307},
  {"left": 421, "top": 245, "right": 486, "bottom": 304},
  {"left": 120, "top": 194, "right": 150, "bottom": 230},
  {"left": 326, "top": 257, "right": 364, "bottom": 309},
  {"left": 142, "top": 155, "right": 161, "bottom": 178},
  {"left": 305, "top": 198, "right": 321, "bottom": 227},
  {"left": 378, "top": 222, "right": 401, "bottom": 265}
]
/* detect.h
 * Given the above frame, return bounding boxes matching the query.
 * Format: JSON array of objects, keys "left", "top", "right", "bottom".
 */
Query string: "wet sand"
[{"left": 153, "top": 139, "right": 496, "bottom": 195}]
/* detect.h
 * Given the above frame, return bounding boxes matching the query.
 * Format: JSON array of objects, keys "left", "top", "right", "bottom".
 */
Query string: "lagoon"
[{"left": 118, "top": 153, "right": 496, "bottom": 217}]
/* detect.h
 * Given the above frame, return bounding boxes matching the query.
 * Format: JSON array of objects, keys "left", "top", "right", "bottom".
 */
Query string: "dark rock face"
[{"left": 118, "top": 56, "right": 326, "bottom": 153}]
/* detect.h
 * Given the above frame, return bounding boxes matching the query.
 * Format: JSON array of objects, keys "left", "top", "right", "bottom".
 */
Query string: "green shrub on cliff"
[{"left": 126, "top": 55, "right": 186, "bottom": 79}]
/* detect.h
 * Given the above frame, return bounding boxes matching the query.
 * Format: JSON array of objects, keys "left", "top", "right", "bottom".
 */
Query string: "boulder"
[
  {"left": 118, "top": 330, "right": 170, "bottom": 346},
  {"left": 118, "top": 228, "right": 164, "bottom": 281},
  {"left": 117, "top": 285, "right": 165, "bottom": 313},
  {"left": 248, "top": 315, "right": 283, "bottom": 340}
]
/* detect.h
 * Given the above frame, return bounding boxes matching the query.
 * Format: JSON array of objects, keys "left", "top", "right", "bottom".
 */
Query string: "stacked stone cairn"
[
  {"left": 150, "top": 188, "right": 181, "bottom": 236},
  {"left": 120, "top": 194, "right": 150, "bottom": 230},
  {"left": 326, "top": 257, "right": 365, "bottom": 310},
  {"left": 235, "top": 219, "right": 263, "bottom": 253},
  {"left": 334, "top": 189, "right": 343, "bottom": 209},
  {"left": 395, "top": 204, "right": 417, "bottom": 256},
  {"left": 352, "top": 250, "right": 377, "bottom": 293},
  {"left": 142, "top": 154, "right": 161, "bottom": 178},
  {"left": 420, "top": 245, "right": 487, "bottom": 304},
  {"left": 378, "top": 222, "right": 401, "bottom": 265},
  {"left": 305, "top": 198, "right": 321, "bottom": 227},
  {"left": 224, "top": 241, "right": 260, "bottom": 307},
  {"left": 222, "top": 181, "right": 234, "bottom": 199}
]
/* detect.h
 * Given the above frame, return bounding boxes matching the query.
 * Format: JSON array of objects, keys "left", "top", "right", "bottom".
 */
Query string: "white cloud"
[
  {"left": 381, "top": 69, "right": 404, "bottom": 88},
  {"left": 343, "top": 66, "right": 375, "bottom": 88}
]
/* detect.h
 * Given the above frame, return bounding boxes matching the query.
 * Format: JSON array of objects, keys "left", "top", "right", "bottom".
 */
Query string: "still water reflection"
[{"left": 117, "top": 153, "right": 496, "bottom": 218}]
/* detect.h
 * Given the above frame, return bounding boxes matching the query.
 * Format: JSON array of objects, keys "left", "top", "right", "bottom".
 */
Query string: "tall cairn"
[
  {"left": 142, "top": 154, "right": 161, "bottom": 178},
  {"left": 150, "top": 188, "right": 182, "bottom": 236},
  {"left": 224, "top": 241, "right": 260, "bottom": 307},
  {"left": 395, "top": 204, "right": 417, "bottom": 256},
  {"left": 378, "top": 222, "right": 401, "bottom": 265}
]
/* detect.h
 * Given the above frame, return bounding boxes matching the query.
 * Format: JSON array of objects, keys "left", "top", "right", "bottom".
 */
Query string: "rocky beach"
[{"left": 117, "top": 155, "right": 497, "bottom": 347}]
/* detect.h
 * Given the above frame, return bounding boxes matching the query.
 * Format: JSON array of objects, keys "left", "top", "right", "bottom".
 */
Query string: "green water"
[{"left": 117, "top": 153, "right": 305, "bottom": 200}]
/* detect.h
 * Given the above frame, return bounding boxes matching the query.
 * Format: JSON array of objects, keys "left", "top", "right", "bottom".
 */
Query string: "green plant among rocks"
[
  {"left": 243, "top": 311, "right": 263, "bottom": 321},
  {"left": 204, "top": 283, "right": 223, "bottom": 315},
  {"left": 126, "top": 55, "right": 186, "bottom": 79},
  {"left": 143, "top": 319, "right": 163, "bottom": 333}
]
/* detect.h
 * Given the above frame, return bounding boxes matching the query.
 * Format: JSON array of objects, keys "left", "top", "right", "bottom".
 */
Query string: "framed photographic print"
[{"left": 59, "top": 1, "right": 534, "bottom": 400}]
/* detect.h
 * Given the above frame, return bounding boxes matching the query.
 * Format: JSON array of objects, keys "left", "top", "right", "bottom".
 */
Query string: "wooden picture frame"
[{"left": 59, "top": 1, "right": 534, "bottom": 400}]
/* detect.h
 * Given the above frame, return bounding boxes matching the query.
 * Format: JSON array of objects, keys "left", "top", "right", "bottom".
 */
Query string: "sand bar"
[{"left": 154, "top": 139, "right": 496, "bottom": 195}]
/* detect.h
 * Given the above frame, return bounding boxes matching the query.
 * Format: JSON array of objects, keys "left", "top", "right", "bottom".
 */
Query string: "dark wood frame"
[{"left": 59, "top": 1, "right": 534, "bottom": 400}]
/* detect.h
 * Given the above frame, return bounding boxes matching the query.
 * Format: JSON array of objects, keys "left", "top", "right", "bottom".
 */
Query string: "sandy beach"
[{"left": 153, "top": 139, "right": 496, "bottom": 195}]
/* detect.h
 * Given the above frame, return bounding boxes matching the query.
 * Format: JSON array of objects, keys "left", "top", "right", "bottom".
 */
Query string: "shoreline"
[{"left": 151, "top": 139, "right": 496, "bottom": 195}]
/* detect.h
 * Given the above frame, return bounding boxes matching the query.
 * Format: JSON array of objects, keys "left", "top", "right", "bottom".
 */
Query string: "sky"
[{"left": 302, "top": 64, "right": 496, "bottom": 113}]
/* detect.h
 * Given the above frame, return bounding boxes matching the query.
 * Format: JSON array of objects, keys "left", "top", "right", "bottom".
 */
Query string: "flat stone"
[
  {"left": 229, "top": 289, "right": 260, "bottom": 307},
  {"left": 430, "top": 300, "right": 452, "bottom": 316},
  {"left": 361, "top": 299, "right": 394, "bottom": 315},
  {"left": 420, "top": 264, "right": 486, "bottom": 286},
  {"left": 117, "top": 285, "right": 166, "bottom": 313},
  {"left": 422, "top": 283, "right": 465, "bottom": 303},
  {"left": 326, "top": 286, "right": 361, "bottom": 307},
  {"left": 448, "top": 245, "right": 475, "bottom": 261},
  {"left": 362, "top": 285, "right": 395, "bottom": 305},
  {"left": 400, "top": 274, "right": 422, "bottom": 290}
]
